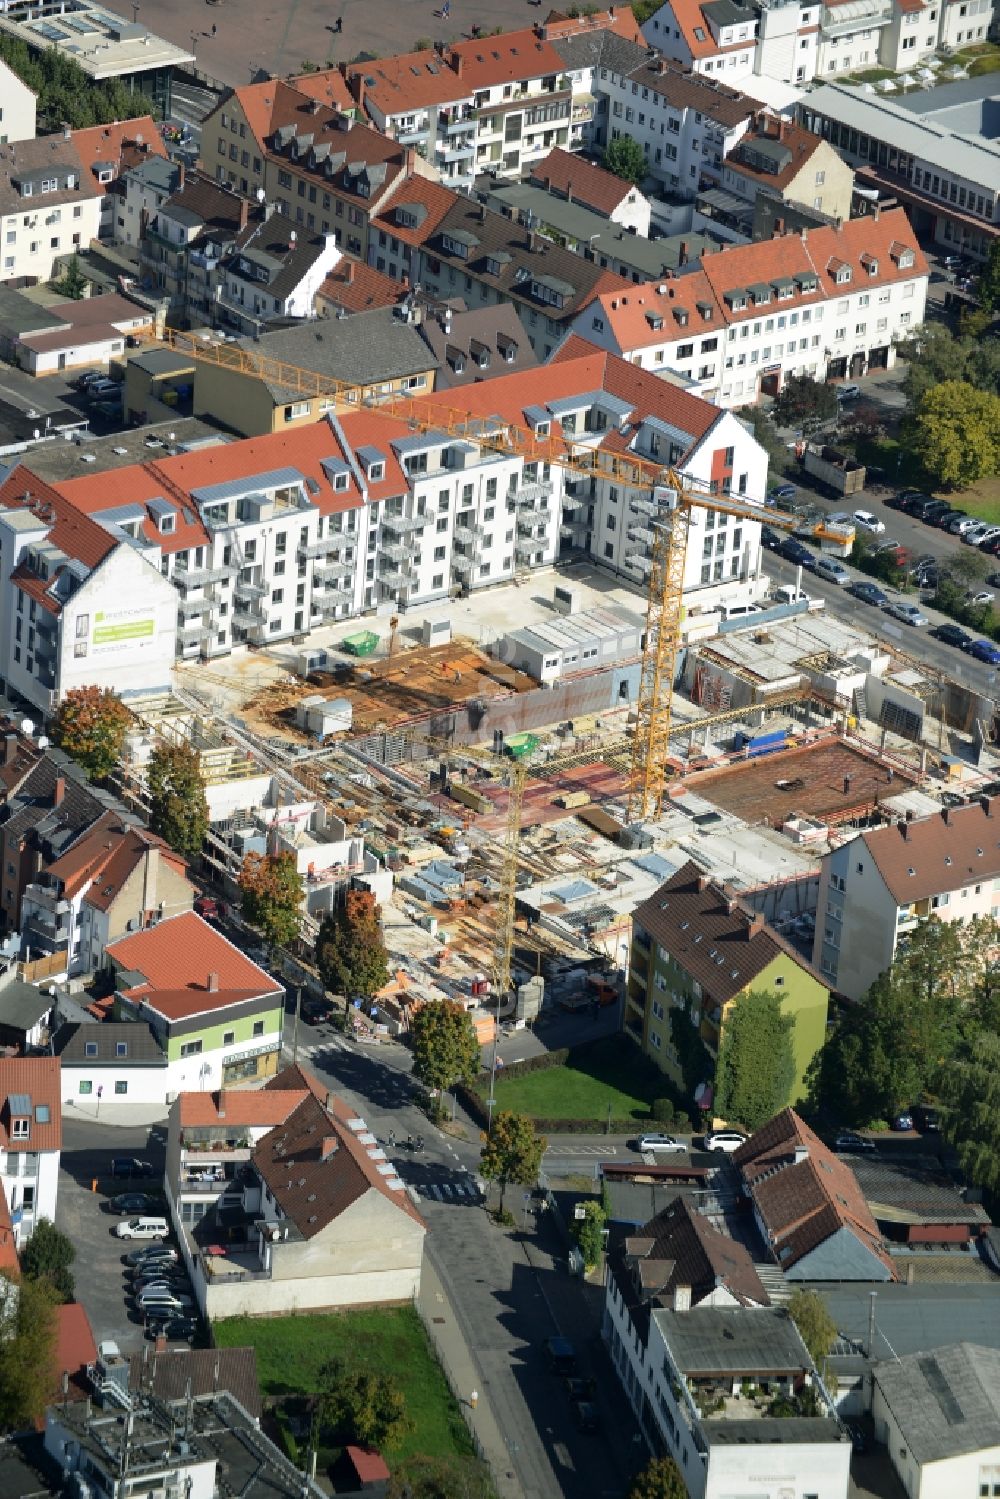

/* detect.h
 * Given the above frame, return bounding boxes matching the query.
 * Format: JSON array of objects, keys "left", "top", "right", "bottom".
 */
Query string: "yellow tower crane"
[
  {"left": 491, "top": 757, "right": 528, "bottom": 1000},
  {"left": 147, "top": 329, "right": 802, "bottom": 830}
]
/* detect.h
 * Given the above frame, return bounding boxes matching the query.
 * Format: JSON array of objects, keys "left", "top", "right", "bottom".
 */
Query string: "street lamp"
[{"left": 131, "top": 1, "right": 139, "bottom": 23}]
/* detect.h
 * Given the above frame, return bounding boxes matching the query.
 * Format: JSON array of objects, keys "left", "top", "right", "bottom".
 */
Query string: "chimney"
[
  {"left": 679, "top": 239, "right": 688, "bottom": 266},
  {"left": 321, "top": 1136, "right": 338, "bottom": 1159},
  {"left": 141, "top": 843, "right": 160, "bottom": 918},
  {"left": 747, "top": 914, "right": 765, "bottom": 938},
  {"left": 897, "top": 819, "right": 907, "bottom": 839},
  {"left": 217, "top": 1091, "right": 226, "bottom": 1119},
  {"left": 696, "top": 875, "right": 710, "bottom": 891},
  {"left": 177, "top": 159, "right": 185, "bottom": 192},
  {"left": 63, "top": 122, "right": 71, "bottom": 141},
  {"left": 3, "top": 733, "right": 17, "bottom": 766},
  {"left": 343, "top": 261, "right": 354, "bottom": 284},
  {"left": 452, "top": 53, "right": 464, "bottom": 77},
  {"left": 793, "top": 1144, "right": 809, "bottom": 1164},
  {"left": 981, "top": 796, "right": 992, "bottom": 816},
  {"left": 566, "top": 179, "right": 573, "bottom": 203},
  {"left": 52, "top": 776, "right": 65, "bottom": 808},
  {"left": 351, "top": 74, "right": 366, "bottom": 111},
  {"left": 906, "top": 808, "right": 915, "bottom": 822},
  {"left": 325, "top": 1090, "right": 337, "bottom": 1114},
  {"left": 404, "top": 146, "right": 416, "bottom": 174},
  {"left": 843, "top": 774, "right": 852, "bottom": 796},
  {"left": 239, "top": 196, "right": 250, "bottom": 231},
  {"left": 672, "top": 1283, "right": 691, "bottom": 1312},
  {"left": 207, "top": 971, "right": 219, "bottom": 992}
]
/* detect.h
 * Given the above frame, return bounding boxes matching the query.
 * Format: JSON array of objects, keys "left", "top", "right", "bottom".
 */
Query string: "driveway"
[{"left": 57, "top": 1119, "right": 169, "bottom": 1353}]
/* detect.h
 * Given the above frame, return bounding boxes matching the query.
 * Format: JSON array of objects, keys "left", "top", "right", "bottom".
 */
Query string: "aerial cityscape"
[{"left": 0, "top": 0, "right": 997, "bottom": 1494}]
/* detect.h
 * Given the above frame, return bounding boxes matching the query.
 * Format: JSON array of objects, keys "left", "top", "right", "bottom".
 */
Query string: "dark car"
[
  {"left": 913, "top": 1104, "right": 941, "bottom": 1133},
  {"left": 761, "top": 525, "right": 782, "bottom": 550},
  {"left": 932, "top": 508, "right": 966, "bottom": 529},
  {"left": 848, "top": 581, "right": 888, "bottom": 607},
  {"left": 921, "top": 501, "right": 951, "bottom": 525},
  {"left": 572, "top": 1398, "right": 600, "bottom": 1433},
  {"left": 968, "top": 639, "right": 1000, "bottom": 665},
  {"left": 565, "top": 1376, "right": 597, "bottom": 1400},
  {"left": 833, "top": 1130, "right": 876, "bottom": 1153},
  {"left": 848, "top": 1423, "right": 867, "bottom": 1453},
  {"left": 109, "top": 1192, "right": 157, "bottom": 1215},
  {"left": 932, "top": 623, "right": 975, "bottom": 650},
  {"left": 904, "top": 494, "right": 940, "bottom": 519},
  {"left": 145, "top": 1315, "right": 197, "bottom": 1342},
  {"left": 111, "top": 1157, "right": 155, "bottom": 1179},
  {"left": 778, "top": 538, "right": 815, "bottom": 568},
  {"left": 301, "top": 996, "right": 335, "bottom": 1025},
  {"left": 769, "top": 483, "right": 797, "bottom": 502},
  {"left": 124, "top": 1245, "right": 178, "bottom": 1268},
  {"left": 544, "top": 1337, "right": 578, "bottom": 1375}
]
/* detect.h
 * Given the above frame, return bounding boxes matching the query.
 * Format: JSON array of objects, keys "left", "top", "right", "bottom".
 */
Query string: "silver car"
[{"left": 883, "top": 601, "right": 928, "bottom": 627}]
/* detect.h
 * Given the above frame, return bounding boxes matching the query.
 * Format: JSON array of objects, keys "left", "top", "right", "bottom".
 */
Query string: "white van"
[{"left": 116, "top": 1216, "right": 168, "bottom": 1240}]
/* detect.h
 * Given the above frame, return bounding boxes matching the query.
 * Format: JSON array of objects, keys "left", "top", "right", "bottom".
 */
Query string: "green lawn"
[
  {"left": 483, "top": 1035, "right": 669, "bottom": 1122},
  {"left": 214, "top": 1306, "right": 474, "bottom": 1465}
]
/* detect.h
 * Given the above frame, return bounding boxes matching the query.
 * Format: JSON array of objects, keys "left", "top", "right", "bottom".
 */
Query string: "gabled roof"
[
  {"left": 0, "top": 1057, "right": 61, "bottom": 1152},
  {"left": 0, "top": 465, "right": 118, "bottom": 571},
  {"left": 344, "top": 49, "right": 469, "bottom": 116},
  {"left": 861, "top": 797, "right": 1000, "bottom": 905},
  {"left": 734, "top": 1109, "right": 896, "bottom": 1279},
  {"left": 418, "top": 302, "right": 539, "bottom": 390},
  {"left": 127, "top": 1346, "right": 262, "bottom": 1421},
  {"left": 623, "top": 1196, "right": 768, "bottom": 1308},
  {"left": 530, "top": 146, "right": 636, "bottom": 217},
  {"left": 727, "top": 115, "right": 828, "bottom": 191},
  {"left": 52, "top": 1021, "right": 166, "bottom": 1067},
  {"left": 872, "top": 1344, "right": 1000, "bottom": 1465},
  {"left": 69, "top": 116, "right": 166, "bottom": 192},
  {"left": 448, "top": 27, "right": 568, "bottom": 90},
  {"left": 108, "top": 911, "right": 281, "bottom": 1023},
  {"left": 0, "top": 980, "right": 55, "bottom": 1033},
  {"left": 627, "top": 55, "right": 761, "bottom": 123},
  {"left": 369, "top": 175, "right": 459, "bottom": 248},
  {"left": 284, "top": 68, "right": 356, "bottom": 115},
  {"left": 44, "top": 810, "right": 187, "bottom": 909},
  {"left": 178, "top": 1086, "right": 307, "bottom": 1128},
  {"left": 317, "top": 258, "right": 405, "bottom": 314},
  {"left": 656, "top": 0, "right": 757, "bottom": 59}
]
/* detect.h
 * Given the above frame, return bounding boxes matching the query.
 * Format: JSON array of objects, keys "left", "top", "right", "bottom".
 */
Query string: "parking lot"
[{"left": 57, "top": 1119, "right": 200, "bottom": 1353}]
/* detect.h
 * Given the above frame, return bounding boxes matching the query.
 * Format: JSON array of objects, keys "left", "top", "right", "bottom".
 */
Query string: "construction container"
[
  {"left": 421, "top": 617, "right": 452, "bottom": 646},
  {"left": 341, "top": 630, "right": 379, "bottom": 658},
  {"left": 802, "top": 443, "right": 866, "bottom": 496},
  {"left": 451, "top": 782, "right": 492, "bottom": 814},
  {"left": 555, "top": 789, "right": 591, "bottom": 809},
  {"left": 505, "top": 732, "right": 541, "bottom": 760}
]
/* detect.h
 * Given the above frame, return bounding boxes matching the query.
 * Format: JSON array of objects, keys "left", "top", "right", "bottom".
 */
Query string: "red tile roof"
[
  {"left": 70, "top": 116, "right": 166, "bottom": 191},
  {"left": 108, "top": 912, "right": 281, "bottom": 1022},
  {"left": 344, "top": 50, "right": 469, "bottom": 116},
  {"left": 0, "top": 466, "right": 118, "bottom": 572},
  {"left": 264, "top": 1060, "right": 330, "bottom": 1104},
  {"left": 46, "top": 811, "right": 187, "bottom": 907},
  {"left": 448, "top": 27, "right": 569, "bottom": 89},
  {"left": 346, "top": 1446, "right": 391, "bottom": 1484},
  {"left": 542, "top": 7, "right": 644, "bottom": 41},
  {"left": 317, "top": 259, "right": 406, "bottom": 313},
  {"left": 178, "top": 1088, "right": 306, "bottom": 1128},
  {"left": 369, "top": 176, "right": 461, "bottom": 248},
  {"left": 726, "top": 115, "right": 826, "bottom": 191},
  {"left": 862, "top": 798, "right": 1000, "bottom": 904},
  {"left": 53, "top": 1303, "right": 98, "bottom": 1399},
  {"left": 666, "top": 0, "right": 757, "bottom": 58},
  {"left": 285, "top": 68, "right": 356, "bottom": 114},
  {"left": 0, "top": 1058, "right": 61, "bottom": 1152},
  {"left": 735, "top": 1109, "right": 896, "bottom": 1279},
  {"left": 531, "top": 146, "right": 634, "bottom": 217}
]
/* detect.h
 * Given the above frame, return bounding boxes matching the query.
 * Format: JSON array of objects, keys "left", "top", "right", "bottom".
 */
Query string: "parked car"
[
  {"left": 704, "top": 1130, "right": 747, "bottom": 1154},
  {"left": 920, "top": 500, "right": 952, "bottom": 525},
  {"left": 778, "top": 538, "right": 816, "bottom": 569},
  {"left": 968, "top": 639, "right": 1000, "bottom": 665},
  {"left": 848, "top": 1424, "right": 868, "bottom": 1454},
  {"left": 931, "top": 508, "right": 966, "bottom": 530},
  {"left": 949, "top": 515, "right": 978, "bottom": 536},
  {"left": 115, "top": 1216, "right": 168, "bottom": 1240},
  {"left": 761, "top": 525, "right": 782, "bottom": 550},
  {"left": 111, "top": 1157, "right": 155, "bottom": 1179},
  {"left": 912, "top": 1104, "right": 941, "bottom": 1133},
  {"left": 193, "top": 894, "right": 227, "bottom": 921},
  {"left": 883, "top": 601, "right": 928, "bottom": 627},
  {"left": 572, "top": 1398, "right": 600, "bottom": 1433},
  {"left": 833, "top": 1131, "right": 876, "bottom": 1153},
  {"left": 938, "top": 252, "right": 963, "bottom": 269},
  {"left": 967, "top": 590, "right": 996, "bottom": 607},
  {"left": 814, "top": 556, "right": 850, "bottom": 585},
  {"left": 769, "top": 483, "right": 797, "bottom": 502},
  {"left": 145, "top": 1315, "right": 198, "bottom": 1343},
  {"left": 136, "top": 1290, "right": 195, "bottom": 1314},
  {"left": 848, "top": 580, "right": 888, "bottom": 607},
  {"left": 873, "top": 538, "right": 907, "bottom": 564},
  {"left": 564, "top": 1376, "right": 597, "bottom": 1400},
  {"left": 302, "top": 996, "right": 335, "bottom": 1025},
  {"left": 963, "top": 524, "right": 991, "bottom": 547},
  {"left": 836, "top": 383, "right": 861, "bottom": 402},
  {"left": 903, "top": 493, "right": 940, "bottom": 519},
  {"left": 932, "top": 624, "right": 975, "bottom": 650},
  {"left": 892, "top": 1112, "right": 914, "bottom": 1131},
  {"left": 853, "top": 509, "right": 885, "bottom": 535},
  {"left": 109, "top": 1193, "right": 157, "bottom": 1216},
  {"left": 636, "top": 1133, "right": 686, "bottom": 1154},
  {"left": 544, "top": 1337, "right": 578, "bottom": 1375},
  {"left": 124, "top": 1245, "right": 178, "bottom": 1268}
]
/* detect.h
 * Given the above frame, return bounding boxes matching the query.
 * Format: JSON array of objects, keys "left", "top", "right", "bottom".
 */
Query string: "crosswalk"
[{"left": 411, "top": 1175, "right": 485, "bottom": 1205}]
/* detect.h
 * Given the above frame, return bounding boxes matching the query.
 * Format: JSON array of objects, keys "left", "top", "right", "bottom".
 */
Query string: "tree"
[
  {"left": 19, "top": 1218, "right": 75, "bottom": 1303},
  {"left": 238, "top": 850, "right": 303, "bottom": 949},
  {"left": 479, "top": 1109, "right": 545, "bottom": 1215},
  {"left": 771, "top": 373, "right": 838, "bottom": 434},
  {"left": 602, "top": 134, "right": 647, "bottom": 185},
  {"left": 410, "top": 999, "right": 480, "bottom": 1104},
  {"left": 912, "top": 380, "right": 1000, "bottom": 489},
  {"left": 0, "top": 1273, "right": 60, "bottom": 1431},
  {"left": 574, "top": 1199, "right": 607, "bottom": 1271},
  {"left": 626, "top": 1456, "right": 687, "bottom": 1499},
  {"left": 52, "top": 685, "right": 131, "bottom": 778},
  {"left": 147, "top": 742, "right": 209, "bottom": 861},
  {"left": 937, "top": 1031, "right": 1000, "bottom": 1194},
  {"left": 316, "top": 889, "right": 389, "bottom": 1002},
  {"left": 735, "top": 404, "right": 789, "bottom": 477},
  {"left": 787, "top": 1289, "right": 837, "bottom": 1375},
  {"left": 318, "top": 1357, "right": 412, "bottom": 1451},
  {"left": 714, "top": 989, "right": 796, "bottom": 1132},
  {"left": 388, "top": 1455, "right": 493, "bottom": 1499},
  {"left": 976, "top": 238, "right": 1000, "bottom": 312},
  {"left": 53, "top": 254, "right": 87, "bottom": 300},
  {"left": 898, "top": 323, "right": 975, "bottom": 410}
]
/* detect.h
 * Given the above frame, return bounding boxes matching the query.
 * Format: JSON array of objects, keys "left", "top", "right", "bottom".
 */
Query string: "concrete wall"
[
  {"left": 872, "top": 1381, "right": 1000, "bottom": 1499},
  {"left": 61, "top": 1062, "right": 170, "bottom": 1107},
  {"left": 0, "top": 61, "right": 37, "bottom": 144}
]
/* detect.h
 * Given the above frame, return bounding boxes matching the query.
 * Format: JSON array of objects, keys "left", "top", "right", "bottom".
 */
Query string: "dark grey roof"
[
  {"left": 127, "top": 1346, "right": 261, "bottom": 1420},
  {"left": 851, "top": 1157, "right": 991, "bottom": 1226},
  {"left": 418, "top": 302, "right": 539, "bottom": 390},
  {"left": 240, "top": 310, "right": 437, "bottom": 400},
  {"left": 0, "top": 290, "right": 66, "bottom": 342},
  {"left": 873, "top": 1345, "right": 1000, "bottom": 1464},
  {"left": 551, "top": 28, "right": 647, "bottom": 76},
  {"left": 805, "top": 1282, "right": 1000, "bottom": 1360},
  {"left": 703, "top": 1415, "right": 844, "bottom": 1446},
  {"left": 0, "top": 981, "right": 53, "bottom": 1032},
  {"left": 52, "top": 1021, "right": 166, "bottom": 1067},
  {"left": 702, "top": 0, "right": 756, "bottom": 25},
  {"left": 2, "top": 752, "right": 108, "bottom": 856},
  {"left": 227, "top": 211, "right": 331, "bottom": 304},
  {"left": 653, "top": 1306, "right": 812, "bottom": 1375}
]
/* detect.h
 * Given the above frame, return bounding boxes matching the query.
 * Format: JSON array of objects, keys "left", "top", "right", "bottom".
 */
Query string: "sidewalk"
[
  {"left": 62, "top": 1098, "right": 169, "bottom": 1128},
  {"left": 417, "top": 1256, "right": 526, "bottom": 1499}
]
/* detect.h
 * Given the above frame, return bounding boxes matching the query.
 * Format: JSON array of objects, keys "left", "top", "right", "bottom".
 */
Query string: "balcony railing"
[
  {"left": 314, "top": 558, "right": 354, "bottom": 582},
  {"left": 382, "top": 513, "right": 423, "bottom": 537},
  {"left": 234, "top": 577, "right": 266, "bottom": 602},
  {"left": 820, "top": 0, "right": 891, "bottom": 31},
  {"left": 298, "top": 534, "right": 349, "bottom": 560},
  {"left": 440, "top": 111, "right": 477, "bottom": 134},
  {"left": 174, "top": 562, "right": 237, "bottom": 587},
  {"left": 178, "top": 622, "right": 214, "bottom": 644}
]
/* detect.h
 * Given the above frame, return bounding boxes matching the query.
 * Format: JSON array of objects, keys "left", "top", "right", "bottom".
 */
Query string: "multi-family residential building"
[
  {"left": 199, "top": 81, "right": 434, "bottom": 262},
  {"left": 627, "top": 860, "right": 830, "bottom": 1109},
  {"left": 53, "top": 1021, "right": 169, "bottom": 1109},
  {"left": 0, "top": 466, "right": 178, "bottom": 715},
  {"left": 316, "top": 255, "right": 404, "bottom": 316},
  {"left": 189, "top": 309, "right": 439, "bottom": 437},
  {"left": 530, "top": 145, "right": 653, "bottom": 235},
  {"left": 573, "top": 206, "right": 927, "bottom": 405},
  {"left": 366, "top": 174, "right": 460, "bottom": 284},
  {"left": 107, "top": 911, "right": 285, "bottom": 1091},
  {"left": 811, "top": 798, "right": 1000, "bottom": 1000},
  {"left": 68, "top": 116, "right": 166, "bottom": 244},
  {"left": 641, "top": 0, "right": 759, "bottom": 79},
  {"left": 0, "top": 135, "right": 101, "bottom": 284},
  {"left": 118, "top": 154, "right": 180, "bottom": 248},
  {"left": 416, "top": 302, "right": 538, "bottom": 390},
  {"left": 0, "top": 60, "right": 37, "bottom": 145},
  {"left": 0, "top": 1056, "right": 61, "bottom": 1248},
  {"left": 735, "top": 1109, "right": 897, "bottom": 1280},
  {"left": 719, "top": 112, "right": 854, "bottom": 223},
  {"left": 544, "top": 8, "right": 647, "bottom": 149},
  {"left": 20, "top": 812, "right": 194, "bottom": 979},
  {"left": 164, "top": 1063, "right": 426, "bottom": 1317},
  {"left": 800, "top": 83, "right": 1000, "bottom": 259}
]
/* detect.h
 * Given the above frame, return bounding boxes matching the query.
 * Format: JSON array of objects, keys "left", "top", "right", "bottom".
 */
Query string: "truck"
[{"left": 801, "top": 442, "right": 866, "bottom": 497}]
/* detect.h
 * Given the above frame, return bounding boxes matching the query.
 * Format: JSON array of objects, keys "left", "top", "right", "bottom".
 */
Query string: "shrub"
[{"left": 651, "top": 1097, "right": 675, "bottom": 1123}]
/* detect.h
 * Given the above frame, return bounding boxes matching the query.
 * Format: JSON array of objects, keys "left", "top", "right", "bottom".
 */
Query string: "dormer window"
[
  {"left": 159, "top": 515, "right": 175, "bottom": 534},
  {"left": 42, "top": 177, "right": 57, "bottom": 193},
  {"left": 11, "top": 1117, "right": 29, "bottom": 1140},
  {"left": 861, "top": 252, "right": 879, "bottom": 276},
  {"left": 486, "top": 256, "right": 502, "bottom": 277},
  {"left": 535, "top": 419, "right": 550, "bottom": 437},
  {"left": 333, "top": 472, "right": 349, "bottom": 492},
  {"left": 98, "top": 169, "right": 113, "bottom": 185},
  {"left": 85, "top": 1042, "right": 98, "bottom": 1058},
  {"left": 369, "top": 462, "right": 384, "bottom": 481}
]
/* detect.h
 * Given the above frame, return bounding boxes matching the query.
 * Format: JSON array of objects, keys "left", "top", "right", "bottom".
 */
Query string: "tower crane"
[{"left": 147, "top": 329, "right": 802, "bottom": 840}]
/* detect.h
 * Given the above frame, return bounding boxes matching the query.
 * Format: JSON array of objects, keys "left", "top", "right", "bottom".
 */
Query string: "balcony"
[
  {"left": 233, "top": 603, "right": 265, "bottom": 630},
  {"left": 382, "top": 513, "right": 423, "bottom": 537},
  {"left": 820, "top": 0, "right": 891, "bottom": 31},
  {"left": 517, "top": 518, "right": 548, "bottom": 540},
  {"left": 397, "top": 117, "right": 430, "bottom": 142},
  {"left": 453, "top": 525, "right": 478, "bottom": 547},
  {"left": 515, "top": 480, "right": 554, "bottom": 512},
  {"left": 234, "top": 576, "right": 266, "bottom": 602},
  {"left": 630, "top": 497, "right": 657, "bottom": 518},
  {"left": 380, "top": 541, "right": 407, "bottom": 564},
  {"left": 452, "top": 552, "right": 474, "bottom": 575},
  {"left": 311, "top": 595, "right": 341, "bottom": 618},
  {"left": 516, "top": 537, "right": 544, "bottom": 561},
  {"left": 178, "top": 621, "right": 214, "bottom": 645},
  {"left": 380, "top": 564, "right": 408, "bottom": 588},
  {"left": 440, "top": 110, "right": 476, "bottom": 134},
  {"left": 175, "top": 561, "right": 237, "bottom": 587},
  {"left": 627, "top": 525, "right": 655, "bottom": 547},
  {"left": 314, "top": 558, "right": 354, "bottom": 582},
  {"left": 178, "top": 592, "right": 215, "bottom": 617},
  {"left": 299, "top": 534, "right": 350, "bottom": 560},
  {"left": 438, "top": 140, "right": 475, "bottom": 163}
]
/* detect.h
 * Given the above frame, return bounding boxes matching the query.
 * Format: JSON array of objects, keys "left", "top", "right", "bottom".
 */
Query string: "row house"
[
  {"left": 69, "top": 116, "right": 167, "bottom": 246},
  {"left": 22, "top": 342, "right": 769, "bottom": 655},
  {"left": 0, "top": 135, "right": 100, "bottom": 285},
  {"left": 573, "top": 206, "right": 927, "bottom": 405},
  {"left": 0, "top": 1057, "right": 61, "bottom": 1249},
  {"left": 200, "top": 81, "right": 433, "bottom": 262},
  {"left": 642, "top": 0, "right": 759, "bottom": 79}
]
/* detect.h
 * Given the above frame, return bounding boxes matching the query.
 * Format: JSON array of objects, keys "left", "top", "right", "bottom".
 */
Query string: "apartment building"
[
  {"left": 366, "top": 174, "right": 460, "bottom": 285},
  {"left": 0, "top": 466, "right": 178, "bottom": 716},
  {"left": 812, "top": 798, "right": 1000, "bottom": 1000},
  {"left": 720, "top": 112, "right": 854, "bottom": 223},
  {"left": 800, "top": 83, "right": 1000, "bottom": 259},
  {"left": 417, "top": 302, "right": 538, "bottom": 390},
  {"left": 69, "top": 116, "right": 166, "bottom": 244},
  {"left": 627, "top": 860, "right": 830, "bottom": 1109},
  {"left": 118, "top": 154, "right": 180, "bottom": 248},
  {"left": 0, "top": 1057, "right": 61, "bottom": 1248},
  {"left": 199, "top": 80, "right": 433, "bottom": 262},
  {"left": 641, "top": 0, "right": 759, "bottom": 79},
  {"left": 573, "top": 206, "right": 927, "bottom": 405},
  {"left": 0, "top": 60, "right": 36, "bottom": 145},
  {"left": 0, "top": 135, "right": 100, "bottom": 285},
  {"left": 531, "top": 146, "right": 653, "bottom": 236},
  {"left": 545, "top": 7, "right": 647, "bottom": 150}
]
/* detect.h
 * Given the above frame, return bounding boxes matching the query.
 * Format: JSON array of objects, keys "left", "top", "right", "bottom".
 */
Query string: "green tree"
[
  {"left": 19, "top": 1218, "right": 75, "bottom": 1303},
  {"left": 52, "top": 685, "right": 131, "bottom": 778},
  {"left": 388, "top": 1454, "right": 493, "bottom": 1499},
  {"left": 0, "top": 1272, "right": 60, "bottom": 1430},
  {"left": 912, "top": 380, "right": 1000, "bottom": 489},
  {"left": 315, "top": 889, "right": 389, "bottom": 1002},
  {"left": 714, "top": 989, "right": 795, "bottom": 1131},
  {"left": 410, "top": 999, "right": 480, "bottom": 1105},
  {"left": 602, "top": 134, "right": 647, "bottom": 185},
  {"left": 897, "top": 323, "right": 974, "bottom": 410},
  {"left": 573, "top": 1199, "right": 607, "bottom": 1271},
  {"left": 771, "top": 373, "right": 838, "bottom": 433},
  {"left": 479, "top": 1109, "right": 545, "bottom": 1215},
  {"left": 787, "top": 1289, "right": 837, "bottom": 1375},
  {"left": 735, "top": 404, "right": 789, "bottom": 477},
  {"left": 318, "top": 1357, "right": 413, "bottom": 1451},
  {"left": 669, "top": 1004, "right": 714, "bottom": 1106},
  {"left": 976, "top": 238, "right": 1000, "bottom": 312},
  {"left": 937, "top": 1031, "right": 1000, "bottom": 1194},
  {"left": 238, "top": 850, "right": 303, "bottom": 949},
  {"left": 147, "top": 742, "right": 209, "bottom": 861},
  {"left": 53, "top": 254, "right": 87, "bottom": 300},
  {"left": 627, "top": 1456, "right": 688, "bottom": 1499}
]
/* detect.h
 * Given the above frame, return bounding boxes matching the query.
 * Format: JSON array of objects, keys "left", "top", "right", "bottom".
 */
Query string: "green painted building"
[{"left": 627, "top": 860, "right": 829, "bottom": 1114}]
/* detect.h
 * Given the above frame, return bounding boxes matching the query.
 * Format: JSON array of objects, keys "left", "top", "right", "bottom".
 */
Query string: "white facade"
[
  {"left": 60, "top": 1062, "right": 169, "bottom": 1109},
  {"left": 218, "top": 232, "right": 341, "bottom": 334},
  {"left": 938, "top": 0, "right": 992, "bottom": 48},
  {"left": 642, "top": 0, "right": 757, "bottom": 77},
  {"left": 601, "top": 60, "right": 752, "bottom": 196},
  {"left": 0, "top": 161, "right": 100, "bottom": 285},
  {"left": 0, "top": 61, "right": 36, "bottom": 145},
  {"left": 1, "top": 1141, "right": 58, "bottom": 1248}
]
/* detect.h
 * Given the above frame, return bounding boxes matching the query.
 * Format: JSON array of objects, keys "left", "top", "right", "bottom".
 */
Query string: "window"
[
  {"left": 11, "top": 1118, "right": 28, "bottom": 1140},
  {"left": 79, "top": 1080, "right": 93, "bottom": 1096},
  {"left": 180, "top": 1040, "right": 203, "bottom": 1057},
  {"left": 116, "top": 1041, "right": 128, "bottom": 1057},
  {"left": 85, "top": 1041, "right": 98, "bottom": 1058},
  {"left": 115, "top": 1081, "right": 128, "bottom": 1096},
  {"left": 252, "top": 1020, "right": 265, "bottom": 1037},
  {"left": 223, "top": 1030, "right": 235, "bottom": 1046}
]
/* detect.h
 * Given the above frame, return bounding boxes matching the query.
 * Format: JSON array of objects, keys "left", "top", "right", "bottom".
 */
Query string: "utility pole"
[{"left": 290, "top": 984, "right": 302, "bottom": 1065}]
